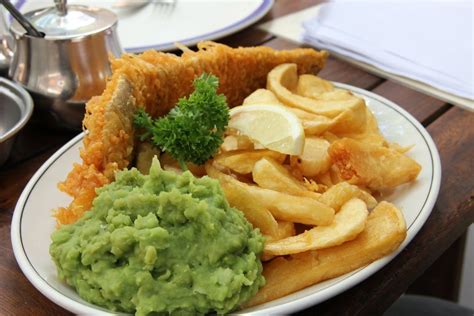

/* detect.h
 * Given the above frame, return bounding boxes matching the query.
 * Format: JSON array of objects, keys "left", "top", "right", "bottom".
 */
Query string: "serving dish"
[
  {"left": 11, "top": 83, "right": 441, "bottom": 315},
  {"left": 15, "top": 0, "right": 274, "bottom": 52},
  {"left": 0, "top": 77, "right": 34, "bottom": 166}
]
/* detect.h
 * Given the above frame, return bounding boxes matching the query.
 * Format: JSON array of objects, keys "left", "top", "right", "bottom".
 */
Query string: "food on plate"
[
  {"left": 214, "top": 149, "right": 286, "bottom": 175},
  {"left": 289, "top": 137, "right": 332, "bottom": 177},
  {"left": 50, "top": 159, "right": 265, "bottom": 315},
  {"left": 329, "top": 138, "right": 421, "bottom": 190},
  {"left": 228, "top": 104, "right": 305, "bottom": 155},
  {"left": 318, "top": 182, "right": 377, "bottom": 211},
  {"left": 51, "top": 40, "right": 421, "bottom": 313},
  {"left": 134, "top": 73, "right": 229, "bottom": 169},
  {"left": 246, "top": 201, "right": 407, "bottom": 307},
  {"left": 263, "top": 198, "right": 369, "bottom": 256},
  {"left": 267, "top": 64, "right": 362, "bottom": 119},
  {"left": 296, "top": 73, "right": 334, "bottom": 97},
  {"left": 56, "top": 76, "right": 136, "bottom": 225},
  {"left": 55, "top": 42, "right": 328, "bottom": 225},
  {"left": 206, "top": 162, "right": 335, "bottom": 226},
  {"left": 252, "top": 157, "right": 321, "bottom": 199}
]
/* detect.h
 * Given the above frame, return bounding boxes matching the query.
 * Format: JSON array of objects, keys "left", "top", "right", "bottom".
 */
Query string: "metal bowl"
[{"left": 0, "top": 77, "right": 34, "bottom": 166}]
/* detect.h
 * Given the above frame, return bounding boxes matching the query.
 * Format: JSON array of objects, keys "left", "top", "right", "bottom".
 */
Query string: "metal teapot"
[{"left": 0, "top": 0, "right": 123, "bottom": 129}]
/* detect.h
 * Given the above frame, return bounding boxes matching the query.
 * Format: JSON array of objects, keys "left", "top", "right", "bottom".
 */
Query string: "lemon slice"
[{"left": 228, "top": 104, "right": 305, "bottom": 155}]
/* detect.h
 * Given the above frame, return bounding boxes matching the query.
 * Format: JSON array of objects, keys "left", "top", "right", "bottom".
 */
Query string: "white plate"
[
  {"left": 15, "top": 0, "right": 274, "bottom": 52},
  {"left": 11, "top": 83, "right": 441, "bottom": 315}
]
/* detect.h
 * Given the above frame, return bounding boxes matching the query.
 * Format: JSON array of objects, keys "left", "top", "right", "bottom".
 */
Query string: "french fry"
[
  {"left": 321, "top": 131, "right": 339, "bottom": 143},
  {"left": 206, "top": 163, "right": 334, "bottom": 226},
  {"left": 222, "top": 179, "right": 280, "bottom": 239},
  {"left": 252, "top": 157, "right": 321, "bottom": 199},
  {"left": 314, "top": 171, "right": 333, "bottom": 188},
  {"left": 243, "top": 88, "right": 283, "bottom": 105},
  {"left": 287, "top": 107, "right": 335, "bottom": 135},
  {"left": 264, "top": 198, "right": 368, "bottom": 256},
  {"left": 244, "top": 186, "right": 334, "bottom": 226},
  {"left": 214, "top": 149, "right": 286, "bottom": 174},
  {"left": 296, "top": 74, "right": 334, "bottom": 98},
  {"left": 247, "top": 201, "right": 407, "bottom": 306},
  {"left": 290, "top": 137, "right": 331, "bottom": 177},
  {"left": 159, "top": 152, "right": 206, "bottom": 177},
  {"left": 265, "top": 221, "right": 296, "bottom": 243},
  {"left": 221, "top": 135, "right": 255, "bottom": 151},
  {"left": 267, "top": 64, "right": 364, "bottom": 118},
  {"left": 329, "top": 138, "right": 422, "bottom": 190},
  {"left": 328, "top": 98, "right": 368, "bottom": 134},
  {"left": 276, "top": 221, "right": 296, "bottom": 240},
  {"left": 335, "top": 109, "right": 387, "bottom": 147},
  {"left": 318, "top": 182, "right": 377, "bottom": 211},
  {"left": 262, "top": 221, "right": 296, "bottom": 261},
  {"left": 135, "top": 142, "right": 160, "bottom": 175}
]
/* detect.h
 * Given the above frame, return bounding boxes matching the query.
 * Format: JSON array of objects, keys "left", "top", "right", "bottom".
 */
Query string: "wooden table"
[{"left": 1, "top": 1, "right": 473, "bottom": 315}]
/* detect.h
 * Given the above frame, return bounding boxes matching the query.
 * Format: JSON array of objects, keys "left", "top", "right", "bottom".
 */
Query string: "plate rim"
[
  {"left": 15, "top": 0, "right": 275, "bottom": 53},
  {"left": 10, "top": 83, "right": 441, "bottom": 315}
]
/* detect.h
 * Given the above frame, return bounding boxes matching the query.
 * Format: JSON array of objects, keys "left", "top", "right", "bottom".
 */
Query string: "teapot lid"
[{"left": 11, "top": 4, "right": 118, "bottom": 40}]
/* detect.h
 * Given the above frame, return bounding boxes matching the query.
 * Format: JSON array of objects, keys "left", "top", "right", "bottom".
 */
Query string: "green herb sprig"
[{"left": 134, "top": 73, "right": 229, "bottom": 170}]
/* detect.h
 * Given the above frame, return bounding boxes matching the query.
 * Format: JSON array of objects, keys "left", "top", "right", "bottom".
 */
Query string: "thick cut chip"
[
  {"left": 318, "top": 181, "right": 377, "bottom": 211},
  {"left": 135, "top": 142, "right": 161, "bottom": 175},
  {"left": 264, "top": 198, "right": 368, "bottom": 256},
  {"left": 315, "top": 171, "right": 333, "bottom": 188},
  {"left": 275, "top": 221, "right": 296, "bottom": 240},
  {"left": 221, "top": 135, "right": 255, "bottom": 152},
  {"left": 287, "top": 107, "right": 336, "bottom": 135},
  {"left": 337, "top": 108, "right": 386, "bottom": 147},
  {"left": 329, "top": 98, "right": 368, "bottom": 135},
  {"left": 252, "top": 157, "right": 320, "bottom": 199},
  {"left": 244, "top": 187, "right": 334, "bottom": 226},
  {"left": 206, "top": 163, "right": 334, "bottom": 226},
  {"left": 267, "top": 64, "right": 365, "bottom": 122},
  {"left": 329, "top": 138, "right": 422, "bottom": 190},
  {"left": 205, "top": 162, "right": 280, "bottom": 238},
  {"left": 290, "top": 137, "right": 331, "bottom": 177},
  {"left": 296, "top": 74, "right": 334, "bottom": 98},
  {"left": 214, "top": 149, "right": 286, "bottom": 174},
  {"left": 247, "top": 201, "right": 407, "bottom": 306},
  {"left": 243, "top": 88, "right": 283, "bottom": 106}
]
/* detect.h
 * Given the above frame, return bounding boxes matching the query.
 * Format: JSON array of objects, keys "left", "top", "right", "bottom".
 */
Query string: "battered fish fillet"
[
  {"left": 55, "top": 42, "right": 328, "bottom": 225},
  {"left": 328, "top": 138, "right": 422, "bottom": 191}
]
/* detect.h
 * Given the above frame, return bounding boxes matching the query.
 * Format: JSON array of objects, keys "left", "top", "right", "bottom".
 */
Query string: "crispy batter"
[
  {"left": 328, "top": 138, "right": 421, "bottom": 191},
  {"left": 55, "top": 76, "right": 136, "bottom": 224},
  {"left": 56, "top": 42, "right": 328, "bottom": 225}
]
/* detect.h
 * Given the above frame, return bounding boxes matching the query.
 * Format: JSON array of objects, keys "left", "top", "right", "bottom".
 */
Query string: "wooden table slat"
[{"left": 371, "top": 81, "right": 451, "bottom": 124}]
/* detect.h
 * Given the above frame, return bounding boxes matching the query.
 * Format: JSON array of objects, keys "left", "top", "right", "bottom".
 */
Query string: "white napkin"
[{"left": 303, "top": 1, "right": 474, "bottom": 100}]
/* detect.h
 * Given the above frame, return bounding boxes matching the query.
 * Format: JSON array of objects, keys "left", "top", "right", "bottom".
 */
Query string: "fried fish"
[{"left": 55, "top": 42, "right": 328, "bottom": 225}]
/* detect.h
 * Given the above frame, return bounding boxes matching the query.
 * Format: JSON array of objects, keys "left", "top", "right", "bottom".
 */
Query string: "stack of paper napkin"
[{"left": 303, "top": 1, "right": 473, "bottom": 100}]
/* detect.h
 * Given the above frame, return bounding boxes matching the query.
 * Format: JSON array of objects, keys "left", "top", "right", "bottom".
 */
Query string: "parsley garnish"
[{"left": 134, "top": 73, "right": 229, "bottom": 170}]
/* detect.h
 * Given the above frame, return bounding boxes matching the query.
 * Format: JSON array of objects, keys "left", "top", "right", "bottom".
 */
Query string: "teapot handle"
[{"left": 0, "top": 5, "right": 14, "bottom": 71}]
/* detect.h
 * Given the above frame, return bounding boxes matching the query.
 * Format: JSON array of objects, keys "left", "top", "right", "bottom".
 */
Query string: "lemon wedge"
[{"left": 228, "top": 104, "right": 305, "bottom": 155}]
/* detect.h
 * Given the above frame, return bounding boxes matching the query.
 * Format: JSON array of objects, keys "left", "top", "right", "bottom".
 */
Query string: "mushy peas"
[{"left": 50, "top": 158, "right": 265, "bottom": 315}]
